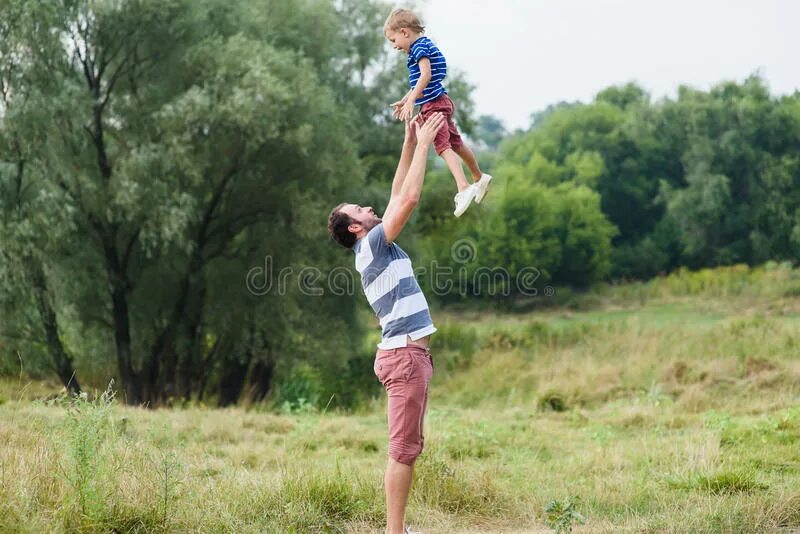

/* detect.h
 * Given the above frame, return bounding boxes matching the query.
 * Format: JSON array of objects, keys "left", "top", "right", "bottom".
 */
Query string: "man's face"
[{"left": 340, "top": 204, "right": 381, "bottom": 236}]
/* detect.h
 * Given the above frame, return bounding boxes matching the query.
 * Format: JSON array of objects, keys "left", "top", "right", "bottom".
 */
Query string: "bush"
[
  {"left": 484, "top": 320, "right": 597, "bottom": 351},
  {"left": 544, "top": 496, "right": 587, "bottom": 533},
  {"left": 321, "top": 349, "right": 383, "bottom": 411},
  {"left": 431, "top": 322, "right": 479, "bottom": 371},
  {"left": 277, "top": 363, "right": 323, "bottom": 412},
  {"left": 58, "top": 384, "right": 117, "bottom": 520}
]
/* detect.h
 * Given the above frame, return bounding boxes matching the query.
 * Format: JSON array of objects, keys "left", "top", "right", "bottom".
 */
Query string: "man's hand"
[
  {"left": 403, "top": 115, "right": 418, "bottom": 145},
  {"left": 414, "top": 112, "right": 445, "bottom": 147},
  {"left": 383, "top": 112, "right": 445, "bottom": 244}
]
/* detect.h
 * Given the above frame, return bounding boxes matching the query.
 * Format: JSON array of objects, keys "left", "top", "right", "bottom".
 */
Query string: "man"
[{"left": 327, "top": 112, "right": 446, "bottom": 534}]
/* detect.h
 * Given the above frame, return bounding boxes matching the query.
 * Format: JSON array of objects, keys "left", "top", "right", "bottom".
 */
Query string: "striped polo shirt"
[
  {"left": 407, "top": 36, "right": 447, "bottom": 106},
  {"left": 354, "top": 223, "right": 436, "bottom": 349}
]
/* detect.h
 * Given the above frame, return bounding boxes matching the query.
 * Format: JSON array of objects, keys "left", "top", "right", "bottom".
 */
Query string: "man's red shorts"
[
  {"left": 416, "top": 94, "right": 464, "bottom": 156},
  {"left": 374, "top": 344, "right": 434, "bottom": 465}
]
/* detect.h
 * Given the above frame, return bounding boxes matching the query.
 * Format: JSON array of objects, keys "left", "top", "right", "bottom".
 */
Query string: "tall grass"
[
  {"left": 582, "top": 261, "right": 800, "bottom": 305},
  {"left": 2, "top": 264, "right": 800, "bottom": 532}
]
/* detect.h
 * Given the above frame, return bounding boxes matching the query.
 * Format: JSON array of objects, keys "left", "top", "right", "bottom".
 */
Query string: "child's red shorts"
[{"left": 416, "top": 94, "right": 464, "bottom": 156}]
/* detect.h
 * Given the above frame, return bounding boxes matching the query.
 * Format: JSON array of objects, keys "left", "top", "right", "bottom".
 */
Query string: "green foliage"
[
  {"left": 441, "top": 422, "right": 499, "bottom": 460},
  {"left": 414, "top": 125, "right": 618, "bottom": 294},
  {"left": 319, "top": 348, "right": 384, "bottom": 410},
  {"left": 485, "top": 76, "right": 800, "bottom": 281},
  {"left": 430, "top": 322, "right": 479, "bottom": 370},
  {"left": 412, "top": 449, "right": 518, "bottom": 517},
  {"left": 537, "top": 391, "right": 568, "bottom": 412},
  {"left": 274, "top": 465, "right": 383, "bottom": 529},
  {"left": 589, "top": 262, "right": 800, "bottom": 304},
  {"left": 478, "top": 181, "right": 563, "bottom": 283},
  {"left": 484, "top": 320, "right": 598, "bottom": 352},
  {"left": 149, "top": 448, "right": 184, "bottom": 527},
  {"left": 4, "top": 0, "right": 800, "bottom": 413},
  {"left": 544, "top": 496, "right": 586, "bottom": 533},
  {"left": 595, "top": 82, "right": 648, "bottom": 109},
  {"left": 3, "top": 281, "right": 800, "bottom": 531},
  {"left": 278, "top": 363, "right": 323, "bottom": 412},
  {"left": 669, "top": 471, "right": 768, "bottom": 495},
  {"left": 0, "top": 0, "right": 424, "bottom": 404},
  {"left": 56, "top": 383, "right": 117, "bottom": 521},
  {"left": 474, "top": 114, "right": 508, "bottom": 150},
  {"left": 554, "top": 183, "right": 618, "bottom": 284}
]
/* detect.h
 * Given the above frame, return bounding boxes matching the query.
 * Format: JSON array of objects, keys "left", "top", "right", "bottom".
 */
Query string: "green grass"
[{"left": 2, "top": 267, "right": 800, "bottom": 532}]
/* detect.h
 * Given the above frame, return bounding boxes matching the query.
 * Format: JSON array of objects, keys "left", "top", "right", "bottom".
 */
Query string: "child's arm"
[
  {"left": 398, "top": 57, "right": 431, "bottom": 121},
  {"left": 390, "top": 90, "right": 413, "bottom": 119}
]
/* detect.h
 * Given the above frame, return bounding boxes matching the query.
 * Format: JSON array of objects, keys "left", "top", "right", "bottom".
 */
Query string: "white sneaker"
[
  {"left": 453, "top": 185, "right": 478, "bottom": 217},
  {"left": 405, "top": 528, "right": 421, "bottom": 534},
  {"left": 473, "top": 173, "right": 493, "bottom": 204}
]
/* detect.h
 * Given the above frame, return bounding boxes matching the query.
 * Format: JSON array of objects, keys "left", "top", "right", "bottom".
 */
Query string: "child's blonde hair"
[{"left": 383, "top": 8, "right": 425, "bottom": 35}]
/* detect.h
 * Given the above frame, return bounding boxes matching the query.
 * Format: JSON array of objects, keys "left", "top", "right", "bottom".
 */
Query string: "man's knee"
[
  {"left": 389, "top": 444, "right": 423, "bottom": 466},
  {"left": 389, "top": 428, "right": 425, "bottom": 465}
]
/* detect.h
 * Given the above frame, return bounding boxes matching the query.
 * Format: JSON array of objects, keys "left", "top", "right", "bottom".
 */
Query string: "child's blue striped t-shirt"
[{"left": 407, "top": 36, "right": 447, "bottom": 105}]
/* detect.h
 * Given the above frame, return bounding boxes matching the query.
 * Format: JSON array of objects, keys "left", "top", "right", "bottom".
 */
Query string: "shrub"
[{"left": 431, "top": 322, "right": 479, "bottom": 371}]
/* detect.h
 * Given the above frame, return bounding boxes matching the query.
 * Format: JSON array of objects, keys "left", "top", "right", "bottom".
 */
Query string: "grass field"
[{"left": 1, "top": 264, "right": 800, "bottom": 533}]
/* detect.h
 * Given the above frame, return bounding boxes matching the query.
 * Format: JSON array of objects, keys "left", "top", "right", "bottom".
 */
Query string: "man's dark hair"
[{"left": 327, "top": 203, "right": 357, "bottom": 249}]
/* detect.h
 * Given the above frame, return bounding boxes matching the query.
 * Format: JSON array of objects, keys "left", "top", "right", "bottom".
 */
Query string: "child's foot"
[
  {"left": 473, "top": 173, "right": 493, "bottom": 204},
  {"left": 453, "top": 184, "right": 478, "bottom": 217}
]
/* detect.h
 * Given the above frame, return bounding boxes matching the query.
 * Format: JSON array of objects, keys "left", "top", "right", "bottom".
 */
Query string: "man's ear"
[{"left": 348, "top": 222, "right": 361, "bottom": 235}]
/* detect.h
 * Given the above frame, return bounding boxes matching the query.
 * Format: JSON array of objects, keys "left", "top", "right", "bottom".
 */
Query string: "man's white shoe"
[
  {"left": 453, "top": 184, "right": 478, "bottom": 217},
  {"left": 473, "top": 173, "right": 493, "bottom": 204},
  {"left": 405, "top": 528, "right": 421, "bottom": 534}
]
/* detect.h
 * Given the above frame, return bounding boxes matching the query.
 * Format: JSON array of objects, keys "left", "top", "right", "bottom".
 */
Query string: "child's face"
[{"left": 385, "top": 28, "right": 415, "bottom": 53}]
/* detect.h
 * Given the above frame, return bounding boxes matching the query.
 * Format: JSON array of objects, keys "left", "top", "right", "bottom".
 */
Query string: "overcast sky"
[{"left": 419, "top": 0, "right": 799, "bottom": 131}]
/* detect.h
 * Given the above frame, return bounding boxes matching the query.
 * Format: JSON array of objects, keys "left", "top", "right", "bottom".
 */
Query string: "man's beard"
[{"left": 361, "top": 214, "right": 381, "bottom": 231}]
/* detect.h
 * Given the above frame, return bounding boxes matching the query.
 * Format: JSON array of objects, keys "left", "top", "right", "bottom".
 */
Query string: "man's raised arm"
[
  {"left": 389, "top": 120, "right": 418, "bottom": 200},
  {"left": 382, "top": 113, "right": 445, "bottom": 244}
]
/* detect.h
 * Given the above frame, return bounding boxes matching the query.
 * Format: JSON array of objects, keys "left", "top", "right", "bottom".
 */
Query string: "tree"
[
  {"left": 0, "top": 0, "right": 81, "bottom": 394},
  {"left": 473, "top": 115, "right": 507, "bottom": 151},
  {"left": 0, "top": 0, "right": 407, "bottom": 405},
  {"left": 493, "top": 77, "right": 800, "bottom": 280}
]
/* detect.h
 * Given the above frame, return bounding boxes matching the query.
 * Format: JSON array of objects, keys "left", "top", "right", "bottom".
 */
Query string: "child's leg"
[
  {"left": 455, "top": 144, "right": 482, "bottom": 182},
  {"left": 440, "top": 148, "right": 471, "bottom": 192},
  {"left": 421, "top": 95, "right": 477, "bottom": 194}
]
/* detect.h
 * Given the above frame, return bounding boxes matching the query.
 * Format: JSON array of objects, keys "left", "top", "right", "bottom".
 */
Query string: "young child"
[{"left": 384, "top": 8, "right": 492, "bottom": 217}]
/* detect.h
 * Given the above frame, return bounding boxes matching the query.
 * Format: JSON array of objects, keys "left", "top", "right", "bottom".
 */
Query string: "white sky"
[{"left": 421, "top": 0, "right": 800, "bottom": 130}]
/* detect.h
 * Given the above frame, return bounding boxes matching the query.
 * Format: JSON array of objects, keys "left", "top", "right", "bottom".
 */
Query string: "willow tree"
[{"left": 1, "top": 0, "right": 407, "bottom": 404}]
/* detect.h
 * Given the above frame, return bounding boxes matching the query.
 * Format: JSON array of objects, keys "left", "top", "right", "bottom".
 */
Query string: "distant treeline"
[{"left": 410, "top": 78, "right": 800, "bottom": 298}]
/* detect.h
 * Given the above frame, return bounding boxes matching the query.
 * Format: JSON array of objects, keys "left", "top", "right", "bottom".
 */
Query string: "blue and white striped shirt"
[
  {"left": 407, "top": 36, "right": 447, "bottom": 106},
  {"left": 354, "top": 224, "right": 436, "bottom": 349}
]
